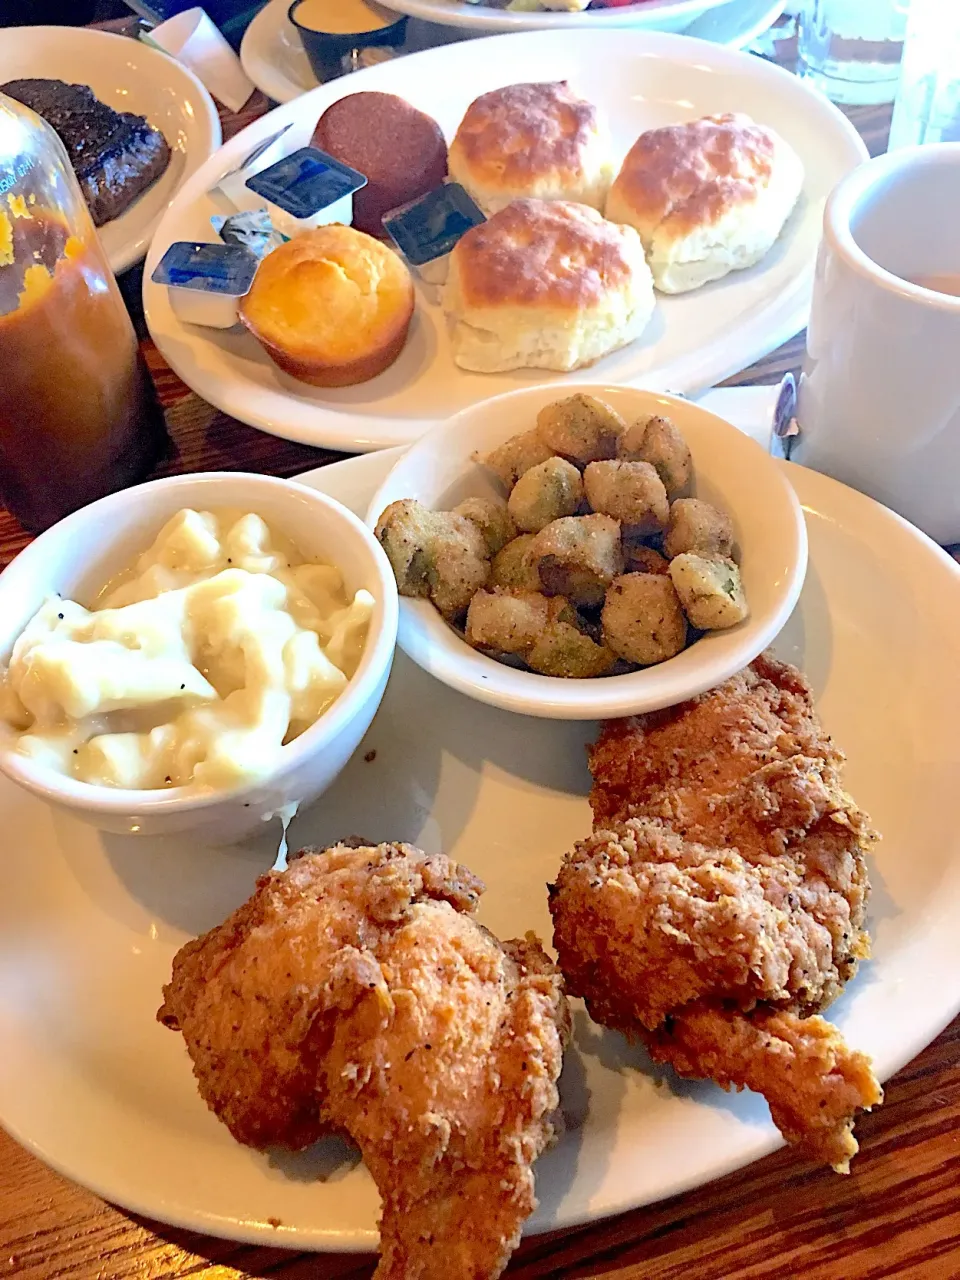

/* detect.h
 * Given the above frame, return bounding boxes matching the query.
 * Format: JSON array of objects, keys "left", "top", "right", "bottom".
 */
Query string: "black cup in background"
[{"left": 288, "top": 1, "right": 408, "bottom": 82}]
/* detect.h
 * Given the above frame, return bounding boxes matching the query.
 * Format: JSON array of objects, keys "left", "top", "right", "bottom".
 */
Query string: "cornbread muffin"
[
  {"left": 239, "top": 225, "right": 414, "bottom": 387},
  {"left": 311, "top": 92, "right": 448, "bottom": 237},
  {"left": 448, "top": 81, "right": 614, "bottom": 216},
  {"left": 443, "top": 199, "right": 655, "bottom": 373},
  {"left": 605, "top": 112, "right": 805, "bottom": 294}
]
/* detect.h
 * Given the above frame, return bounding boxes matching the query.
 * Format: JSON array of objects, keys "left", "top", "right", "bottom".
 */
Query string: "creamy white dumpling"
[
  {"left": 10, "top": 595, "right": 214, "bottom": 724},
  {"left": 181, "top": 688, "right": 294, "bottom": 791},
  {"left": 76, "top": 724, "right": 178, "bottom": 790},
  {"left": 283, "top": 629, "right": 348, "bottom": 732},
  {"left": 324, "top": 590, "right": 375, "bottom": 677},
  {"left": 224, "top": 512, "right": 289, "bottom": 576},
  {"left": 280, "top": 562, "right": 347, "bottom": 633},
  {"left": 106, "top": 510, "right": 222, "bottom": 606}
]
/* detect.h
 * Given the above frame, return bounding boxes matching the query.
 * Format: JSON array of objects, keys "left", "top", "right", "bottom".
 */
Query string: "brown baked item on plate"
[
  {"left": 605, "top": 112, "right": 805, "bottom": 294},
  {"left": 239, "top": 224, "right": 415, "bottom": 387},
  {"left": 1, "top": 78, "right": 170, "bottom": 227},
  {"left": 448, "top": 80, "right": 613, "bottom": 216},
  {"left": 443, "top": 198, "right": 654, "bottom": 373},
  {"left": 311, "top": 91, "right": 448, "bottom": 237}
]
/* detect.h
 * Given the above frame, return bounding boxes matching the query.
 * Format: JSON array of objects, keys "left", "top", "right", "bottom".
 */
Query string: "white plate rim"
[
  {"left": 684, "top": 0, "right": 786, "bottom": 45},
  {"left": 0, "top": 25, "right": 223, "bottom": 275},
  {"left": 376, "top": 0, "right": 741, "bottom": 34},
  {"left": 240, "top": 0, "right": 788, "bottom": 104},
  {"left": 145, "top": 29, "right": 867, "bottom": 453},
  {"left": 1, "top": 447, "right": 960, "bottom": 1249}
]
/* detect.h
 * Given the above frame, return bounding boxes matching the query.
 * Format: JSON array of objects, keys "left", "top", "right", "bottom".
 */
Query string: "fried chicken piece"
[
  {"left": 550, "top": 654, "right": 881, "bottom": 1171},
  {"left": 159, "top": 841, "right": 569, "bottom": 1280},
  {"left": 644, "top": 1003, "right": 882, "bottom": 1173},
  {"left": 589, "top": 653, "right": 872, "bottom": 868}
]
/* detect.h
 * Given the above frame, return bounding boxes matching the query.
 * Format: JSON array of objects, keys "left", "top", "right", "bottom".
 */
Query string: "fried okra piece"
[
  {"left": 465, "top": 589, "right": 551, "bottom": 655},
  {"left": 535, "top": 393, "right": 627, "bottom": 465},
  {"left": 479, "top": 429, "right": 554, "bottom": 489},
  {"left": 375, "top": 498, "right": 489, "bottom": 621},
  {"left": 430, "top": 521, "right": 491, "bottom": 620},
  {"left": 527, "top": 599, "right": 618, "bottom": 678},
  {"left": 529, "top": 513, "right": 623, "bottom": 608},
  {"left": 623, "top": 545, "right": 670, "bottom": 576},
  {"left": 507, "top": 457, "right": 583, "bottom": 534},
  {"left": 453, "top": 496, "right": 516, "bottom": 556},
  {"left": 619, "top": 414, "right": 692, "bottom": 496},
  {"left": 375, "top": 499, "right": 444, "bottom": 598},
  {"left": 670, "top": 554, "right": 748, "bottom": 630},
  {"left": 662, "top": 497, "right": 734, "bottom": 560},
  {"left": 602, "top": 572, "right": 687, "bottom": 665},
  {"left": 490, "top": 534, "right": 541, "bottom": 592},
  {"left": 583, "top": 460, "right": 669, "bottom": 537}
]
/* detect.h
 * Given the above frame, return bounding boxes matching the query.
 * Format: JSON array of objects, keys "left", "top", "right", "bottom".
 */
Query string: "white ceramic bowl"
[
  {"left": 366, "top": 385, "right": 807, "bottom": 720},
  {"left": 0, "top": 473, "right": 398, "bottom": 842},
  {"left": 0, "top": 26, "right": 222, "bottom": 274}
]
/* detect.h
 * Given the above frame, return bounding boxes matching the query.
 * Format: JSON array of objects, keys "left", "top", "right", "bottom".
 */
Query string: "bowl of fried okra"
[{"left": 366, "top": 384, "right": 808, "bottom": 719}]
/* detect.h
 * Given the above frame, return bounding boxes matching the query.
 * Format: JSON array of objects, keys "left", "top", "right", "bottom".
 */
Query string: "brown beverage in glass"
[{"left": 0, "top": 92, "right": 166, "bottom": 532}]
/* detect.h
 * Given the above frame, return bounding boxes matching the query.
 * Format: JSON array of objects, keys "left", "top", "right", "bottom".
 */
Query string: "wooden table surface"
[{"left": 2, "top": 19, "right": 959, "bottom": 1280}]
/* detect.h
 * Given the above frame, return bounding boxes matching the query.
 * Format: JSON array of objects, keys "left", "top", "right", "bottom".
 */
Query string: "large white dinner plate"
[
  {"left": 240, "top": 0, "right": 785, "bottom": 103},
  {"left": 145, "top": 30, "right": 865, "bottom": 453},
  {"left": 0, "top": 26, "right": 221, "bottom": 276},
  {"left": 1, "top": 445, "right": 959, "bottom": 1250},
  {"left": 379, "top": 0, "right": 741, "bottom": 35}
]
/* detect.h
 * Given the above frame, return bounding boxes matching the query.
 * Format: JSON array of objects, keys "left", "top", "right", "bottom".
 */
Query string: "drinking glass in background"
[
  {"left": 797, "top": 0, "right": 911, "bottom": 105},
  {"left": 888, "top": 0, "right": 960, "bottom": 149}
]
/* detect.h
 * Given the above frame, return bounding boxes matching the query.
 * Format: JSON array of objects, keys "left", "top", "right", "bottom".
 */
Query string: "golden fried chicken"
[
  {"left": 550, "top": 653, "right": 882, "bottom": 1172},
  {"left": 159, "top": 841, "right": 570, "bottom": 1280},
  {"left": 644, "top": 1004, "right": 882, "bottom": 1171}
]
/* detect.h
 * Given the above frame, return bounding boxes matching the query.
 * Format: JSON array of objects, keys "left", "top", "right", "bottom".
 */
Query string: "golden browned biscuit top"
[
  {"left": 451, "top": 198, "right": 638, "bottom": 311},
  {"left": 611, "top": 113, "right": 777, "bottom": 236},
  {"left": 451, "top": 81, "right": 600, "bottom": 188}
]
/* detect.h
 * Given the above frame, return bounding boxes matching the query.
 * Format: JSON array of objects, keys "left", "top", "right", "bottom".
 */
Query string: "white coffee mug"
[{"left": 795, "top": 143, "right": 960, "bottom": 545}]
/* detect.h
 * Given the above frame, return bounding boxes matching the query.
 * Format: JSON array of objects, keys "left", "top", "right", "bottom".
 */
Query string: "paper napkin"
[{"left": 142, "top": 7, "right": 254, "bottom": 112}]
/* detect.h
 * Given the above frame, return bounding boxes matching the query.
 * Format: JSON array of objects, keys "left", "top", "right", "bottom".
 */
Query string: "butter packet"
[
  {"left": 244, "top": 147, "right": 367, "bottom": 238},
  {"left": 212, "top": 209, "right": 288, "bottom": 259},
  {"left": 383, "top": 182, "right": 485, "bottom": 286},
  {"left": 152, "top": 241, "right": 259, "bottom": 329}
]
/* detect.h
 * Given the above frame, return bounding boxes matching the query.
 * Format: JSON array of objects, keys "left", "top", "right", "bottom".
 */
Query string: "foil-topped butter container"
[
  {"left": 382, "top": 182, "right": 485, "bottom": 285},
  {"left": 245, "top": 146, "right": 367, "bottom": 237},
  {"left": 152, "top": 241, "right": 260, "bottom": 328}
]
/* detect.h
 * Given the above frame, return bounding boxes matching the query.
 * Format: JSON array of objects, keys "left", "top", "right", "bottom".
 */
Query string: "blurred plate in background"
[
  {"left": 375, "top": 0, "right": 745, "bottom": 35},
  {"left": 241, "top": 0, "right": 786, "bottom": 102}
]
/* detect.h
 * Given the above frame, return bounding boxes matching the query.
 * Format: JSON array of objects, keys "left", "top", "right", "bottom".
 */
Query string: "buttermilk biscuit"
[
  {"left": 605, "top": 112, "right": 805, "bottom": 294},
  {"left": 448, "top": 81, "right": 614, "bottom": 216},
  {"left": 443, "top": 198, "right": 655, "bottom": 374}
]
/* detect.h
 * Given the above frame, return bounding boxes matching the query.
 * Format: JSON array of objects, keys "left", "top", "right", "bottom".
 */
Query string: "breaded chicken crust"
[
  {"left": 644, "top": 1003, "right": 882, "bottom": 1172},
  {"left": 159, "top": 841, "right": 570, "bottom": 1280},
  {"left": 550, "top": 654, "right": 882, "bottom": 1171}
]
